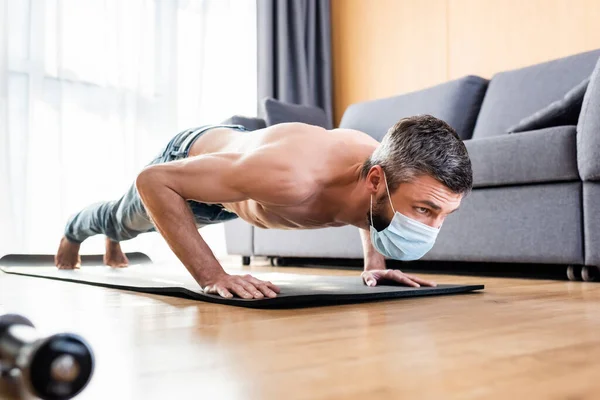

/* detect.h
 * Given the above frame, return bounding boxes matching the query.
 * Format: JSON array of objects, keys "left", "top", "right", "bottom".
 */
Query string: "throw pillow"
[
  {"left": 262, "top": 97, "right": 331, "bottom": 129},
  {"left": 507, "top": 77, "right": 590, "bottom": 133}
]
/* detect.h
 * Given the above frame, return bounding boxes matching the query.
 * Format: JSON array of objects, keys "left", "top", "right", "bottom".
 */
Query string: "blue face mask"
[{"left": 369, "top": 174, "right": 440, "bottom": 261}]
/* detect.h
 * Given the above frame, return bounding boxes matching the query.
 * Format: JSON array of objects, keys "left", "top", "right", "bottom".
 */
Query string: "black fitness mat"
[{"left": 0, "top": 254, "right": 484, "bottom": 309}]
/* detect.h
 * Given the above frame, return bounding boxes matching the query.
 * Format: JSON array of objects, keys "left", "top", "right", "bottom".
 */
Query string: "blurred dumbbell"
[{"left": 0, "top": 314, "right": 94, "bottom": 400}]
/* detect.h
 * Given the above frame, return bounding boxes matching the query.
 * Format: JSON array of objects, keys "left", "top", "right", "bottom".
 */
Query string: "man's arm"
[
  {"left": 359, "top": 229, "right": 437, "bottom": 287},
  {"left": 360, "top": 228, "right": 386, "bottom": 271},
  {"left": 135, "top": 153, "right": 283, "bottom": 299}
]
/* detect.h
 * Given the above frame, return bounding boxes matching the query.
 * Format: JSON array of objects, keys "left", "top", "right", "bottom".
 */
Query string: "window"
[{"left": 1, "top": 0, "right": 257, "bottom": 256}]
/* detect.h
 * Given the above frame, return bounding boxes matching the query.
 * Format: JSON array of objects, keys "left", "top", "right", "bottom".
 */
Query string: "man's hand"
[
  {"left": 361, "top": 269, "right": 437, "bottom": 288},
  {"left": 359, "top": 229, "right": 436, "bottom": 288},
  {"left": 203, "top": 273, "right": 281, "bottom": 299}
]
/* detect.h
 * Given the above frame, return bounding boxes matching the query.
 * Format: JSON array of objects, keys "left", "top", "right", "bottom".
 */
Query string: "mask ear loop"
[
  {"left": 370, "top": 195, "right": 374, "bottom": 227},
  {"left": 382, "top": 171, "right": 396, "bottom": 213}
]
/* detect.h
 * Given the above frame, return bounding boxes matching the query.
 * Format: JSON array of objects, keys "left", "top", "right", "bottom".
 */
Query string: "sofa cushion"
[
  {"left": 223, "top": 219, "right": 254, "bottom": 256},
  {"left": 472, "top": 49, "right": 600, "bottom": 139},
  {"left": 507, "top": 77, "right": 589, "bottom": 133},
  {"left": 253, "top": 225, "right": 364, "bottom": 258},
  {"left": 339, "top": 75, "right": 488, "bottom": 141},
  {"left": 220, "top": 115, "right": 266, "bottom": 131},
  {"left": 262, "top": 97, "right": 331, "bottom": 128},
  {"left": 577, "top": 55, "right": 600, "bottom": 181},
  {"left": 465, "top": 126, "right": 578, "bottom": 188},
  {"left": 422, "top": 182, "right": 583, "bottom": 264}
]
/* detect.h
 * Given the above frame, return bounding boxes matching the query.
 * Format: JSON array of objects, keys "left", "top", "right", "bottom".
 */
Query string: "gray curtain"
[{"left": 257, "top": 0, "right": 333, "bottom": 128}]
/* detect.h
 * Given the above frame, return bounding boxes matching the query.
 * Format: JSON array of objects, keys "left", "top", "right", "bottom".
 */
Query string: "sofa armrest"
[
  {"left": 577, "top": 56, "right": 600, "bottom": 181},
  {"left": 465, "top": 126, "right": 578, "bottom": 188}
]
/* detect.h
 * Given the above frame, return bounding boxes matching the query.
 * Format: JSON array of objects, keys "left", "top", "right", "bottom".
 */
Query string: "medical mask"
[{"left": 369, "top": 174, "right": 440, "bottom": 260}]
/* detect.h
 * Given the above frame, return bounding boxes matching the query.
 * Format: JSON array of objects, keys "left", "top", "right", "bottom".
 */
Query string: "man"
[{"left": 55, "top": 115, "right": 473, "bottom": 299}]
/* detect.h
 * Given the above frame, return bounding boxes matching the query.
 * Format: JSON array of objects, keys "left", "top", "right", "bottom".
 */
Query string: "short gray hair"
[{"left": 361, "top": 115, "right": 473, "bottom": 194}]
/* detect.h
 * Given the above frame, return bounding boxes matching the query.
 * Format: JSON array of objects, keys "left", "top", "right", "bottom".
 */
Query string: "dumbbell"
[{"left": 0, "top": 314, "right": 94, "bottom": 400}]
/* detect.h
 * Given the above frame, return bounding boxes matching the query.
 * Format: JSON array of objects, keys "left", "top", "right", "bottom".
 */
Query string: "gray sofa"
[{"left": 223, "top": 49, "right": 600, "bottom": 279}]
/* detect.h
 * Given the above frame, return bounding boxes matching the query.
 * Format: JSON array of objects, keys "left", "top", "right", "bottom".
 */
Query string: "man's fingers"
[
  {"left": 265, "top": 281, "right": 281, "bottom": 294},
  {"left": 216, "top": 286, "right": 233, "bottom": 299},
  {"left": 257, "top": 284, "right": 277, "bottom": 298},
  {"left": 230, "top": 284, "right": 254, "bottom": 299},
  {"left": 361, "top": 271, "right": 378, "bottom": 287},
  {"left": 205, "top": 275, "right": 282, "bottom": 300},
  {"left": 238, "top": 280, "right": 264, "bottom": 299},
  {"left": 391, "top": 270, "right": 420, "bottom": 287},
  {"left": 204, "top": 285, "right": 234, "bottom": 299},
  {"left": 254, "top": 281, "right": 280, "bottom": 296},
  {"left": 244, "top": 276, "right": 278, "bottom": 298},
  {"left": 404, "top": 274, "right": 437, "bottom": 287},
  {"left": 252, "top": 280, "right": 278, "bottom": 298}
]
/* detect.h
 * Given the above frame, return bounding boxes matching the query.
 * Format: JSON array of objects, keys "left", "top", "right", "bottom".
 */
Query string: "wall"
[{"left": 331, "top": 0, "right": 600, "bottom": 125}]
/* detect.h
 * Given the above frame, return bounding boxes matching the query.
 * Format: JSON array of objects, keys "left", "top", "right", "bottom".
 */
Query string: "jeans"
[{"left": 64, "top": 124, "right": 244, "bottom": 243}]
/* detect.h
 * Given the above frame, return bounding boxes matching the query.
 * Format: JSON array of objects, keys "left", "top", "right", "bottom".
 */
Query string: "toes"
[
  {"left": 57, "top": 263, "right": 79, "bottom": 270},
  {"left": 103, "top": 254, "right": 129, "bottom": 268},
  {"left": 105, "top": 261, "right": 129, "bottom": 268}
]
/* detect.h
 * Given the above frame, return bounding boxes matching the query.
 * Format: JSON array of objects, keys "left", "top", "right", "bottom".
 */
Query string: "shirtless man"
[{"left": 55, "top": 114, "right": 473, "bottom": 300}]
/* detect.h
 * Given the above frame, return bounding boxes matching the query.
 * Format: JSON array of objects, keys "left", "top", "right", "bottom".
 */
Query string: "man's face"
[{"left": 369, "top": 173, "right": 463, "bottom": 231}]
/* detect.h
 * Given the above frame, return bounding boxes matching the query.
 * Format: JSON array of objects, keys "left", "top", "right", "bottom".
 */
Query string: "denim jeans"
[{"left": 64, "top": 124, "right": 245, "bottom": 243}]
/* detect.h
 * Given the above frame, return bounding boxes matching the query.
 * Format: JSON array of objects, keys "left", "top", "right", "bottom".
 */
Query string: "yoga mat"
[{"left": 0, "top": 254, "right": 484, "bottom": 309}]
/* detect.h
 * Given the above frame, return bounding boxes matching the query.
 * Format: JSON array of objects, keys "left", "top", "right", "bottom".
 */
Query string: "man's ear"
[{"left": 366, "top": 165, "right": 384, "bottom": 193}]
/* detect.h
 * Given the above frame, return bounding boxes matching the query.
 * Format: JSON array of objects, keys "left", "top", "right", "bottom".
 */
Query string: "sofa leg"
[
  {"left": 269, "top": 257, "right": 287, "bottom": 267},
  {"left": 242, "top": 256, "right": 251, "bottom": 266},
  {"left": 582, "top": 266, "right": 599, "bottom": 282},
  {"left": 566, "top": 265, "right": 582, "bottom": 281}
]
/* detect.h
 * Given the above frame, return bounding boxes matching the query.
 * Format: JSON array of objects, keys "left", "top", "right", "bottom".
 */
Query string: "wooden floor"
[{"left": 1, "top": 259, "right": 600, "bottom": 400}]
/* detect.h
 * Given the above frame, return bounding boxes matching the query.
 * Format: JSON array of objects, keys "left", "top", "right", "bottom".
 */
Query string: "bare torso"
[{"left": 187, "top": 123, "right": 379, "bottom": 230}]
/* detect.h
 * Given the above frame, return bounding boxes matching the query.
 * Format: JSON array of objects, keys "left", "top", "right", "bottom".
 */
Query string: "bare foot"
[
  {"left": 55, "top": 236, "right": 82, "bottom": 269},
  {"left": 103, "top": 238, "right": 129, "bottom": 268}
]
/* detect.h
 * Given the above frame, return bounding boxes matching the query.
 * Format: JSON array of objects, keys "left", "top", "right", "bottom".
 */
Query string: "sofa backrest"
[
  {"left": 472, "top": 49, "right": 600, "bottom": 139},
  {"left": 339, "top": 76, "right": 488, "bottom": 141}
]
